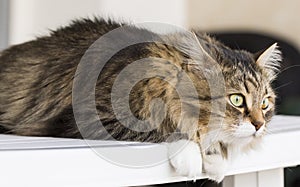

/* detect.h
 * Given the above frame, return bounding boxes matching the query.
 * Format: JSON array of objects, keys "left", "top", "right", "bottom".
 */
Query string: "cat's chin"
[
  {"left": 220, "top": 131, "right": 258, "bottom": 146},
  {"left": 232, "top": 135, "right": 254, "bottom": 146}
]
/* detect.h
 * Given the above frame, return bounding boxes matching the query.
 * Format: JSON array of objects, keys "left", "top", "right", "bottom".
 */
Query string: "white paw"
[
  {"left": 203, "top": 154, "right": 228, "bottom": 183},
  {"left": 168, "top": 140, "right": 202, "bottom": 179}
]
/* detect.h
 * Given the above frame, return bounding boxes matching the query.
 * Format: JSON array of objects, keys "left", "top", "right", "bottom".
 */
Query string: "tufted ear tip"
[{"left": 255, "top": 43, "right": 282, "bottom": 79}]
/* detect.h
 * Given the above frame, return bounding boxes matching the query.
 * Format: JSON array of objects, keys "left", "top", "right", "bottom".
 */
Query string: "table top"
[{"left": 0, "top": 115, "right": 299, "bottom": 186}]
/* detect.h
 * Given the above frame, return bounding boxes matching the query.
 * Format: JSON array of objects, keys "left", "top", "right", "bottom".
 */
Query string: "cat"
[{"left": 0, "top": 18, "right": 281, "bottom": 182}]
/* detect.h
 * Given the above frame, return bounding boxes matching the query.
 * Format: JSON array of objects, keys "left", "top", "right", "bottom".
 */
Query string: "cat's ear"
[{"left": 255, "top": 43, "right": 282, "bottom": 80}]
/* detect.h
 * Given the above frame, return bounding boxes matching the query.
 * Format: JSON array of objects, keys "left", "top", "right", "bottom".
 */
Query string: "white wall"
[
  {"left": 7, "top": 0, "right": 300, "bottom": 49},
  {"left": 8, "top": 0, "right": 187, "bottom": 45},
  {"left": 0, "top": 0, "right": 9, "bottom": 50},
  {"left": 97, "top": 0, "right": 187, "bottom": 27},
  {"left": 9, "top": 0, "right": 101, "bottom": 45}
]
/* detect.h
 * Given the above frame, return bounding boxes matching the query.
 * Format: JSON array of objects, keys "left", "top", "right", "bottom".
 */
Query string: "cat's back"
[{"left": 0, "top": 18, "right": 122, "bottom": 125}]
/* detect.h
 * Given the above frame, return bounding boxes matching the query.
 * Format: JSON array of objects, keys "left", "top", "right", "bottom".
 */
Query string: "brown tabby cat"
[{"left": 0, "top": 18, "right": 281, "bottom": 182}]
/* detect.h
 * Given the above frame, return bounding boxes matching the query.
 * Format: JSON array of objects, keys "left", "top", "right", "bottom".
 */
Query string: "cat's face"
[
  {"left": 216, "top": 43, "right": 281, "bottom": 146},
  {"left": 222, "top": 68, "right": 275, "bottom": 145}
]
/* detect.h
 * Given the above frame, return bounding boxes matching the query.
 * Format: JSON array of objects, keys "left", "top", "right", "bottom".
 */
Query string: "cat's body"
[{"left": 0, "top": 18, "right": 281, "bottom": 182}]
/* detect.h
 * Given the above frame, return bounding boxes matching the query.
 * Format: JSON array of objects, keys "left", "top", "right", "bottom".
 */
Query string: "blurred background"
[
  {"left": 0, "top": 0, "right": 300, "bottom": 186},
  {"left": 0, "top": 0, "right": 299, "bottom": 48}
]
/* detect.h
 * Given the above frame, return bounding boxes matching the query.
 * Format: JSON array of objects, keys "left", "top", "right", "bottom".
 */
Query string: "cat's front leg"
[
  {"left": 167, "top": 140, "right": 229, "bottom": 182},
  {"left": 202, "top": 144, "right": 229, "bottom": 183},
  {"left": 168, "top": 140, "right": 202, "bottom": 179}
]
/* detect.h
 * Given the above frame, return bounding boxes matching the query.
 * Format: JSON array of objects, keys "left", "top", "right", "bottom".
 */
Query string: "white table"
[{"left": 0, "top": 115, "right": 299, "bottom": 187}]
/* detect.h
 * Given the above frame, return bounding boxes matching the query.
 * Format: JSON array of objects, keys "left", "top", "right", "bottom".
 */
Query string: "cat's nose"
[{"left": 251, "top": 121, "right": 264, "bottom": 131}]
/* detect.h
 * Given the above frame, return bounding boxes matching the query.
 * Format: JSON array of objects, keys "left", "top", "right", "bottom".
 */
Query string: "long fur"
[{"left": 0, "top": 17, "right": 279, "bottom": 150}]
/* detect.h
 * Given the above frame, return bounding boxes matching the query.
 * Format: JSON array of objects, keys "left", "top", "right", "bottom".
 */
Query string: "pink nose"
[{"left": 251, "top": 121, "right": 264, "bottom": 131}]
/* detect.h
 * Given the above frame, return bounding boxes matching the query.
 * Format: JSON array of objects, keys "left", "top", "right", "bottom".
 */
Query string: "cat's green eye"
[
  {"left": 229, "top": 94, "right": 244, "bottom": 107},
  {"left": 261, "top": 98, "right": 269, "bottom": 110}
]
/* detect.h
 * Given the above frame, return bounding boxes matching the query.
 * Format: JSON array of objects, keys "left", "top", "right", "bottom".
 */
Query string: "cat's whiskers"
[
  {"left": 278, "top": 64, "right": 300, "bottom": 74},
  {"left": 264, "top": 128, "right": 274, "bottom": 135},
  {"left": 271, "top": 64, "right": 300, "bottom": 81},
  {"left": 274, "top": 81, "right": 293, "bottom": 91}
]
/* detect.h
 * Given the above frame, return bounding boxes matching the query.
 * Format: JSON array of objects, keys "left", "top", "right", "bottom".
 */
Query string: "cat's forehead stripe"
[
  {"left": 243, "top": 80, "right": 250, "bottom": 94},
  {"left": 248, "top": 77, "right": 259, "bottom": 89}
]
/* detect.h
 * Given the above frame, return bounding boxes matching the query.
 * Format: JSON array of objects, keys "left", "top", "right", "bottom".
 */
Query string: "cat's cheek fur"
[
  {"left": 233, "top": 122, "right": 256, "bottom": 138},
  {"left": 168, "top": 140, "right": 202, "bottom": 180}
]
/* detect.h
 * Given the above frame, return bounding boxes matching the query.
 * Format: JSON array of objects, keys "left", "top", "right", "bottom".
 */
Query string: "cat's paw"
[
  {"left": 203, "top": 154, "right": 228, "bottom": 183},
  {"left": 168, "top": 140, "right": 202, "bottom": 179}
]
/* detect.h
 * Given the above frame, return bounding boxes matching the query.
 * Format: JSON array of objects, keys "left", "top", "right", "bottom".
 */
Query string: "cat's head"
[
  {"left": 163, "top": 33, "right": 280, "bottom": 147},
  {"left": 215, "top": 43, "right": 281, "bottom": 146}
]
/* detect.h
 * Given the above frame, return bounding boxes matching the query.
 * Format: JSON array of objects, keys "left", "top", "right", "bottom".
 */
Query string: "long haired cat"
[{"left": 0, "top": 18, "right": 281, "bottom": 182}]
